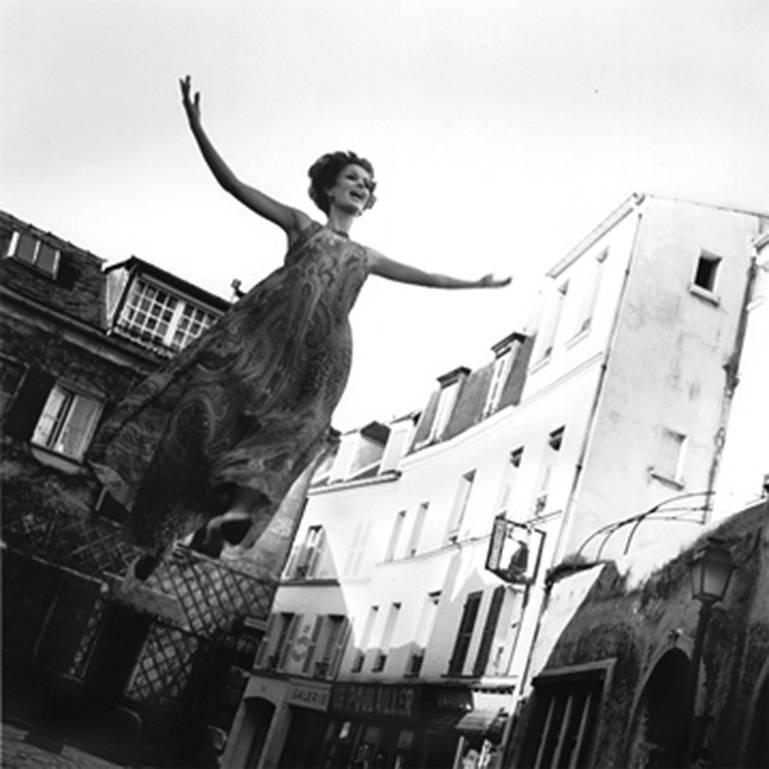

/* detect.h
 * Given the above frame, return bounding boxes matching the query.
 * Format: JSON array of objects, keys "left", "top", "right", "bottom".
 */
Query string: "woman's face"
[{"left": 327, "top": 164, "right": 374, "bottom": 215}]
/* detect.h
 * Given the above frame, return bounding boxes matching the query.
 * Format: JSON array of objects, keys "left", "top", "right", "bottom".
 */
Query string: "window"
[
  {"left": 473, "top": 586, "right": 506, "bottom": 676},
  {"left": 275, "top": 613, "right": 301, "bottom": 670},
  {"left": 574, "top": 249, "right": 607, "bottom": 335},
  {"left": 548, "top": 426, "right": 565, "bottom": 451},
  {"left": 428, "top": 367, "right": 468, "bottom": 442},
  {"left": 533, "top": 428, "right": 565, "bottom": 515},
  {"left": 519, "top": 668, "right": 607, "bottom": 768},
  {"left": 497, "top": 448, "right": 524, "bottom": 515},
  {"left": 118, "top": 279, "right": 217, "bottom": 352},
  {"left": 31, "top": 384, "right": 102, "bottom": 460},
  {"left": 653, "top": 428, "right": 687, "bottom": 485},
  {"left": 430, "top": 383, "right": 460, "bottom": 442},
  {"left": 384, "top": 510, "right": 407, "bottom": 562},
  {"left": 351, "top": 606, "right": 379, "bottom": 673},
  {"left": 5, "top": 231, "right": 60, "bottom": 277},
  {"left": 446, "top": 470, "right": 476, "bottom": 543},
  {"left": 0, "top": 358, "right": 25, "bottom": 417},
  {"left": 406, "top": 502, "right": 429, "bottom": 557},
  {"left": 303, "top": 615, "right": 350, "bottom": 678},
  {"left": 344, "top": 520, "right": 372, "bottom": 577},
  {"left": 534, "top": 281, "right": 569, "bottom": 363},
  {"left": 291, "top": 525, "right": 326, "bottom": 578},
  {"left": 407, "top": 591, "right": 439, "bottom": 676},
  {"left": 484, "top": 350, "right": 514, "bottom": 417},
  {"left": 448, "top": 591, "right": 482, "bottom": 675},
  {"left": 692, "top": 252, "right": 721, "bottom": 293},
  {"left": 373, "top": 602, "right": 401, "bottom": 673}
]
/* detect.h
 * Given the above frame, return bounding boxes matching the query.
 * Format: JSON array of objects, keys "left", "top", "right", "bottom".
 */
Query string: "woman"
[{"left": 88, "top": 75, "right": 510, "bottom": 579}]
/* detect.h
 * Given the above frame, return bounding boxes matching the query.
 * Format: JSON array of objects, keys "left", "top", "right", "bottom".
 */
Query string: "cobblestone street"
[{"left": 1, "top": 723, "right": 132, "bottom": 769}]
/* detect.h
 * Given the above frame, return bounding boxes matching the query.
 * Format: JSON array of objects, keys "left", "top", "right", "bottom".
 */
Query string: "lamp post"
[{"left": 679, "top": 537, "right": 735, "bottom": 766}]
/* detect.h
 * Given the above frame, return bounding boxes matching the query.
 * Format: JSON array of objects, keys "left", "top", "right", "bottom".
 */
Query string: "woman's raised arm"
[
  {"left": 179, "top": 76, "right": 311, "bottom": 237},
  {"left": 367, "top": 249, "right": 511, "bottom": 290}
]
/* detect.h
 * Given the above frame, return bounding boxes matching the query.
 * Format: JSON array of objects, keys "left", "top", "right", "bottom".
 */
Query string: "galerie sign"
[
  {"left": 330, "top": 683, "right": 420, "bottom": 721},
  {"left": 287, "top": 681, "right": 330, "bottom": 712}
]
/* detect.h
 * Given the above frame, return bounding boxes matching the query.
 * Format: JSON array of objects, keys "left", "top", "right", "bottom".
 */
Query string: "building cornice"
[
  {"left": 308, "top": 469, "right": 401, "bottom": 495},
  {"left": 547, "top": 194, "right": 642, "bottom": 278}
]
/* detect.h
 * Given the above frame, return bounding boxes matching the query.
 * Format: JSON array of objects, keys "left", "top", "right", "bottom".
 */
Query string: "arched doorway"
[{"left": 626, "top": 649, "right": 690, "bottom": 768}]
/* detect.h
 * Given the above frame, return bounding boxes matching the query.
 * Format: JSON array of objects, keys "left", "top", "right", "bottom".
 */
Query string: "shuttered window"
[
  {"left": 31, "top": 384, "right": 102, "bottom": 460},
  {"left": 448, "top": 591, "right": 482, "bottom": 675},
  {"left": 473, "top": 586, "right": 505, "bottom": 676}
]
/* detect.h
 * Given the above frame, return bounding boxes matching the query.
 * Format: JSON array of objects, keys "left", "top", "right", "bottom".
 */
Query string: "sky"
[{"left": 2, "top": 0, "right": 768, "bottom": 432}]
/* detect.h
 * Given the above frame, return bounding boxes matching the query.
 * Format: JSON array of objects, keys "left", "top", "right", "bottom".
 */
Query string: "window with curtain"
[{"left": 31, "top": 383, "right": 102, "bottom": 460}]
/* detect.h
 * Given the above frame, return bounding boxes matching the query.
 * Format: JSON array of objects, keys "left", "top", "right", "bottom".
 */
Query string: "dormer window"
[
  {"left": 429, "top": 367, "right": 469, "bottom": 442},
  {"left": 5, "top": 232, "right": 60, "bottom": 278},
  {"left": 117, "top": 278, "right": 218, "bottom": 352},
  {"left": 484, "top": 336, "right": 518, "bottom": 417}
]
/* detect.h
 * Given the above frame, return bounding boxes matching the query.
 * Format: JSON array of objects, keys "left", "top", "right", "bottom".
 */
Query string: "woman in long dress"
[{"left": 87, "top": 75, "right": 510, "bottom": 579}]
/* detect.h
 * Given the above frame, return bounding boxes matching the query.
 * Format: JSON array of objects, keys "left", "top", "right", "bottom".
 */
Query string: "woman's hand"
[
  {"left": 179, "top": 75, "right": 201, "bottom": 123},
  {"left": 478, "top": 273, "right": 512, "bottom": 288}
]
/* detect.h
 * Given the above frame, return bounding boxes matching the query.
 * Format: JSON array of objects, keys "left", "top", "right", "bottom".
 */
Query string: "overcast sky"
[{"left": 2, "top": 0, "right": 767, "bottom": 431}]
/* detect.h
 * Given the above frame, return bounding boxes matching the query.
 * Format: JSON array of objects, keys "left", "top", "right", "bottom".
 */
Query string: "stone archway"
[{"left": 625, "top": 649, "right": 690, "bottom": 768}]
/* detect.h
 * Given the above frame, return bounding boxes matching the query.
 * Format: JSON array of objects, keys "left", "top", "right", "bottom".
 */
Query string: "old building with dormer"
[{"left": 0, "top": 209, "right": 305, "bottom": 766}]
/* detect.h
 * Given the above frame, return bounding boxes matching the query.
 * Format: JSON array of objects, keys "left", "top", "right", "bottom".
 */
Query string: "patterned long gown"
[{"left": 87, "top": 222, "right": 369, "bottom": 555}]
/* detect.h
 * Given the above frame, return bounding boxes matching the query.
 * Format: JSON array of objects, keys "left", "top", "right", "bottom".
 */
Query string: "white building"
[{"left": 223, "top": 194, "right": 768, "bottom": 769}]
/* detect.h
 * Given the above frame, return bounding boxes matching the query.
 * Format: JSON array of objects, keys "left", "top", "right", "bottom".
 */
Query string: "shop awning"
[{"left": 454, "top": 708, "right": 507, "bottom": 737}]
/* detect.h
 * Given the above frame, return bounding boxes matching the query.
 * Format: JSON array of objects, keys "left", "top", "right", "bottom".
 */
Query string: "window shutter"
[
  {"left": 302, "top": 616, "right": 324, "bottom": 674},
  {"left": 253, "top": 614, "right": 275, "bottom": 668},
  {"left": 448, "top": 592, "right": 481, "bottom": 675},
  {"left": 278, "top": 614, "right": 302, "bottom": 670},
  {"left": 329, "top": 617, "right": 351, "bottom": 676},
  {"left": 2, "top": 367, "right": 55, "bottom": 440},
  {"left": 307, "top": 528, "right": 326, "bottom": 576},
  {"left": 473, "top": 586, "right": 505, "bottom": 676}
]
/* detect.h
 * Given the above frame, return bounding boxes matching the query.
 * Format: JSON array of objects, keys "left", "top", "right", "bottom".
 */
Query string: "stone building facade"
[
  {"left": 0, "top": 210, "right": 300, "bottom": 765},
  {"left": 508, "top": 500, "right": 768, "bottom": 768}
]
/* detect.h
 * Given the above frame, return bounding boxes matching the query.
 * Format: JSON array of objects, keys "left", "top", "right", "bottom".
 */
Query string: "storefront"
[
  {"left": 222, "top": 676, "right": 333, "bottom": 769},
  {"left": 318, "top": 682, "right": 504, "bottom": 769}
]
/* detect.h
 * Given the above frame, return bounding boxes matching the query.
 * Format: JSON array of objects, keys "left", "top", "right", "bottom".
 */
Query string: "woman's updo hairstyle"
[{"left": 307, "top": 150, "right": 377, "bottom": 215}]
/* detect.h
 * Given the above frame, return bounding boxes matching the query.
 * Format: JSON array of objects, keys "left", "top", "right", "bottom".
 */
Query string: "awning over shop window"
[{"left": 454, "top": 708, "right": 507, "bottom": 737}]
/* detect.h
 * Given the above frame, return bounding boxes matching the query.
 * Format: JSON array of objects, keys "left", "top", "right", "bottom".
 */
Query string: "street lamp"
[
  {"left": 689, "top": 537, "right": 734, "bottom": 604},
  {"left": 680, "top": 537, "right": 735, "bottom": 765}
]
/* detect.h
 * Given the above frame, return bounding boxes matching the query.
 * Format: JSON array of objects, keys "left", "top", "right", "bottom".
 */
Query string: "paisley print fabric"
[{"left": 87, "top": 222, "right": 369, "bottom": 552}]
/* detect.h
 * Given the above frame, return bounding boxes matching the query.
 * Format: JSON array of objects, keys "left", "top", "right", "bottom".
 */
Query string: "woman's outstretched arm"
[
  {"left": 179, "top": 75, "right": 311, "bottom": 237},
  {"left": 368, "top": 249, "right": 511, "bottom": 289}
]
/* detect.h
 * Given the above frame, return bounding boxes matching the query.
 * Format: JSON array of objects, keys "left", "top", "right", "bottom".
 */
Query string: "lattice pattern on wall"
[
  {"left": 4, "top": 509, "right": 278, "bottom": 637},
  {"left": 142, "top": 547, "right": 276, "bottom": 635},
  {"left": 124, "top": 623, "right": 201, "bottom": 711},
  {"left": 68, "top": 593, "right": 108, "bottom": 679},
  {"left": 2, "top": 508, "right": 136, "bottom": 577},
  {"left": 2, "top": 511, "right": 51, "bottom": 553}
]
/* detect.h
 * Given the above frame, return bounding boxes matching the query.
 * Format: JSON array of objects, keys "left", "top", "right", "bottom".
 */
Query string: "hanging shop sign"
[{"left": 485, "top": 516, "right": 545, "bottom": 585}]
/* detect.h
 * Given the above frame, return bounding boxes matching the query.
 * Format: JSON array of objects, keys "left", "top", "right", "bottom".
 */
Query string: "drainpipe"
[{"left": 704, "top": 235, "right": 760, "bottom": 523}]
